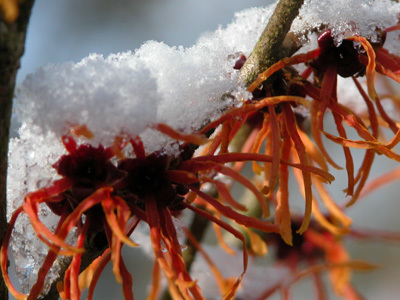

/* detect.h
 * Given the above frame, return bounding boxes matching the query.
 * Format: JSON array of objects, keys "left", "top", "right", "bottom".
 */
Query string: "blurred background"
[{"left": 12, "top": 0, "right": 400, "bottom": 299}]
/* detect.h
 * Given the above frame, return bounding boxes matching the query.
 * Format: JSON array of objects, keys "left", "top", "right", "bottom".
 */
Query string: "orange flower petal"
[
  {"left": 1, "top": 206, "right": 28, "bottom": 300},
  {"left": 209, "top": 178, "right": 248, "bottom": 212},
  {"left": 349, "top": 36, "right": 377, "bottom": 100},
  {"left": 155, "top": 123, "right": 208, "bottom": 145},
  {"left": 183, "top": 202, "right": 249, "bottom": 300},
  {"left": 182, "top": 153, "right": 334, "bottom": 183},
  {"left": 309, "top": 99, "right": 342, "bottom": 170},
  {"left": 247, "top": 48, "right": 320, "bottom": 93},
  {"left": 212, "top": 219, "right": 237, "bottom": 255},
  {"left": 266, "top": 106, "right": 283, "bottom": 196},
  {"left": 282, "top": 103, "right": 312, "bottom": 234},
  {"left": 147, "top": 260, "right": 161, "bottom": 300},
  {"left": 184, "top": 227, "right": 237, "bottom": 297},
  {"left": 242, "top": 226, "right": 268, "bottom": 257},
  {"left": 275, "top": 133, "right": 292, "bottom": 245},
  {"left": 200, "top": 96, "right": 309, "bottom": 135},
  {"left": 102, "top": 197, "right": 139, "bottom": 248},
  {"left": 86, "top": 250, "right": 111, "bottom": 300},
  {"left": 191, "top": 188, "right": 278, "bottom": 233}
]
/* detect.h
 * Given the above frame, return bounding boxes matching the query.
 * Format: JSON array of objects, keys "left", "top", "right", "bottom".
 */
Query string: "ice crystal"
[{"left": 292, "top": 0, "right": 400, "bottom": 46}]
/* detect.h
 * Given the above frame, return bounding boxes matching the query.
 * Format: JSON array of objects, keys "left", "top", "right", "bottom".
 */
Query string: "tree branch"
[
  {"left": 239, "top": 0, "right": 304, "bottom": 86},
  {"left": 0, "top": 1, "right": 35, "bottom": 299}
]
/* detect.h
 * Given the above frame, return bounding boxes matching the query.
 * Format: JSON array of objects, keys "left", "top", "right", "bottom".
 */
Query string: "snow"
[
  {"left": 12, "top": 0, "right": 400, "bottom": 151},
  {"left": 7, "top": 0, "right": 400, "bottom": 295},
  {"left": 8, "top": 3, "right": 272, "bottom": 292},
  {"left": 292, "top": 0, "right": 400, "bottom": 46}
]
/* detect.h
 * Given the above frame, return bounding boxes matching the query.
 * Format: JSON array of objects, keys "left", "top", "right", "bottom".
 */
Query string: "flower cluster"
[
  {"left": 3, "top": 1, "right": 400, "bottom": 300},
  {"left": 192, "top": 20, "right": 400, "bottom": 299},
  {"left": 2, "top": 123, "right": 290, "bottom": 299}
]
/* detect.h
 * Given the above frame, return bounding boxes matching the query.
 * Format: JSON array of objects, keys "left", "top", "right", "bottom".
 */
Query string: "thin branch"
[
  {"left": 0, "top": 1, "right": 35, "bottom": 299},
  {"left": 239, "top": 0, "right": 304, "bottom": 86}
]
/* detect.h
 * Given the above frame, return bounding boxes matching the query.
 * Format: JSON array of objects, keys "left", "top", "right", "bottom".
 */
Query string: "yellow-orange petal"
[
  {"left": 349, "top": 36, "right": 377, "bottom": 100},
  {"left": 155, "top": 123, "right": 208, "bottom": 145},
  {"left": 242, "top": 226, "right": 268, "bottom": 257}
]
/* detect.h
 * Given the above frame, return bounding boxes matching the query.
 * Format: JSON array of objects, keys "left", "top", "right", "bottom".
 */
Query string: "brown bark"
[
  {"left": 0, "top": 1, "right": 35, "bottom": 299},
  {"left": 239, "top": 0, "right": 304, "bottom": 86}
]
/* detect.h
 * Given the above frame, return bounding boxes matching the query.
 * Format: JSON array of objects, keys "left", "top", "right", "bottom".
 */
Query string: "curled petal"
[
  {"left": 146, "top": 195, "right": 203, "bottom": 299},
  {"left": 183, "top": 202, "right": 248, "bottom": 300},
  {"left": 247, "top": 48, "right": 320, "bottom": 93},
  {"left": 27, "top": 188, "right": 114, "bottom": 255},
  {"left": 241, "top": 226, "right": 268, "bottom": 257},
  {"left": 211, "top": 179, "right": 248, "bottom": 212},
  {"left": 57, "top": 187, "right": 114, "bottom": 244},
  {"left": 24, "top": 196, "right": 82, "bottom": 255},
  {"left": 1, "top": 206, "right": 28, "bottom": 300},
  {"left": 297, "top": 130, "right": 328, "bottom": 171},
  {"left": 313, "top": 179, "right": 352, "bottom": 231},
  {"left": 28, "top": 213, "right": 70, "bottom": 300},
  {"left": 265, "top": 106, "right": 282, "bottom": 196},
  {"left": 154, "top": 123, "right": 208, "bottom": 145},
  {"left": 119, "top": 255, "right": 134, "bottom": 300},
  {"left": 283, "top": 103, "right": 312, "bottom": 234},
  {"left": 201, "top": 96, "right": 309, "bottom": 134},
  {"left": 191, "top": 187, "right": 279, "bottom": 233},
  {"left": 63, "top": 221, "right": 89, "bottom": 300},
  {"left": 81, "top": 249, "right": 110, "bottom": 299},
  {"left": 130, "top": 136, "right": 146, "bottom": 159},
  {"left": 23, "top": 178, "right": 80, "bottom": 255},
  {"left": 207, "top": 162, "right": 269, "bottom": 217},
  {"left": 359, "top": 166, "right": 400, "bottom": 199},
  {"left": 250, "top": 116, "right": 269, "bottom": 175},
  {"left": 28, "top": 251, "right": 60, "bottom": 300},
  {"left": 322, "top": 131, "right": 379, "bottom": 149},
  {"left": 69, "top": 124, "right": 94, "bottom": 139},
  {"left": 348, "top": 36, "right": 377, "bottom": 100},
  {"left": 102, "top": 196, "right": 139, "bottom": 248},
  {"left": 147, "top": 260, "right": 161, "bottom": 300},
  {"left": 309, "top": 99, "right": 342, "bottom": 170},
  {"left": 181, "top": 153, "right": 335, "bottom": 183},
  {"left": 212, "top": 217, "right": 237, "bottom": 255},
  {"left": 346, "top": 150, "right": 375, "bottom": 207},
  {"left": 184, "top": 227, "right": 238, "bottom": 297},
  {"left": 275, "top": 134, "right": 292, "bottom": 245},
  {"left": 332, "top": 112, "right": 355, "bottom": 196}
]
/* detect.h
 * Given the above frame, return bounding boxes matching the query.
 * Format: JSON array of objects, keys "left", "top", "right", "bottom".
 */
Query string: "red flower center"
[{"left": 310, "top": 29, "right": 366, "bottom": 78}]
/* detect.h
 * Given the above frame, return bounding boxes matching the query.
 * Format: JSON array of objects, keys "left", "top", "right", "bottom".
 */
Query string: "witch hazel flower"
[
  {"left": 208, "top": 1, "right": 400, "bottom": 245},
  {"left": 2, "top": 3, "right": 282, "bottom": 298},
  {"left": 4, "top": 0, "right": 400, "bottom": 299},
  {"left": 3, "top": 121, "right": 289, "bottom": 300},
  {"left": 4, "top": 10, "right": 254, "bottom": 297},
  {"left": 250, "top": 218, "right": 377, "bottom": 300}
]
